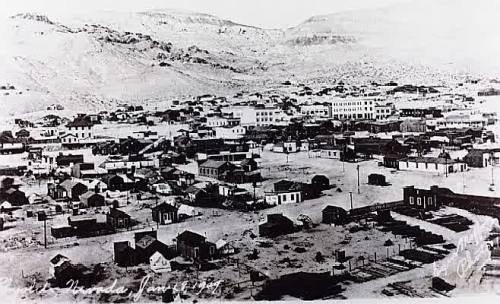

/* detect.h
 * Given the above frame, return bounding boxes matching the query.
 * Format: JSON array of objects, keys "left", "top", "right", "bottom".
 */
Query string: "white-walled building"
[
  {"left": 374, "top": 104, "right": 393, "bottom": 120},
  {"left": 265, "top": 191, "right": 302, "bottom": 206},
  {"left": 214, "top": 126, "right": 246, "bottom": 139},
  {"left": 204, "top": 116, "right": 229, "bottom": 128},
  {"left": 427, "top": 110, "right": 488, "bottom": 130},
  {"left": 99, "top": 156, "right": 159, "bottom": 172},
  {"left": 61, "top": 115, "right": 94, "bottom": 145},
  {"left": 319, "top": 147, "right": 342, "bottom": 159},
  {"left": 398, "top": 157, "right": 467, "bottom": 174},
  {"left": 131, "top": 131, "right": 159, "bottom": 140},
  {"left": 300, "top": 104, "right": 331, "bottom": 118},
  {"left": 331, "top": 97, "right": 375, "bottom": 120},
  {"left": 273, "top": 141, "right": 300, "bottom": 153},
  {"left": 223, "top": 106, "right": 284, "bottom": 127},
  {"left": 149, "top": 252, "right": 171, "bottom": 273}
]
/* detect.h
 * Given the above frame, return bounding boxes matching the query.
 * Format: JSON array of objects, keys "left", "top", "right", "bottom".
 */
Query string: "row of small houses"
[
  {"left": 112, "top": 229, "right": 237, "bottom": 271},
  {"left": 384, "top": 148, "right": 500, "bottom": 173},
  {"left": 50, "top": 199, "right": 196, "bottom": 239},
  {"left": 50, "top": 208, "right": 132, "bottom": 238}
]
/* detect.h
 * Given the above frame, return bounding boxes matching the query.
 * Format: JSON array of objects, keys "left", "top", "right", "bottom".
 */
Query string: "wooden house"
[
  {"left": 152, "top": 203, "right": 179, "bottom": 225},
  {"left": 322, "top": 206, "right": 348, "bottom": 225},
  {"left": 107, "top": 208, "right": 131, "bottom": 229},
  {"left": 79, "top": 191, "right": 105, "bottom": 208},
  {"left": 175, "top": 230, "right": 216, "bottom": 261}
]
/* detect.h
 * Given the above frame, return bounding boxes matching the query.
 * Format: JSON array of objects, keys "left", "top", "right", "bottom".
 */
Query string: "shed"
[{"left": 368, "top": 174, "right": 388, "bottom": 186}]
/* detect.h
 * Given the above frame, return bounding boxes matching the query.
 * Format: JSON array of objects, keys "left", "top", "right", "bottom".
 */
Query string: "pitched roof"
[
  {"left": 80, "top": 191, "right": 101, "bottom": 200},
  {"left": 152, "top": 202, "right": 178, "bottom": 213},
  {"left": 185, "top": 185, "right": 206, "bottom": 195},
  {"left": 401, "top": 157, "right": 458, "bottom": 164},
  {"left": 323, "top": 205, "right": 347, "bottom": 213},
  {"left": 50, "top": 254, "right": 70, "bottom": 265},
  {"left": 66, "top": 116, "right": 93, "bottom": 128},
  {"left": 150, "top": 251, "right": 167, "bottom": 263},
  {"left": 59, "top": 179, "right": 77, "bottom": 191},
  {"left": 176, "top": 230, "right": 206, "bottom": 245},
  {"left": 109, "top": 208, "right": 131, "bottom": 218},
  {"left": 240, "top": 158, "right": 256, "bottom": 166},
  {"left": 199, "top": 160, "right": 231, "bottom": 169}
]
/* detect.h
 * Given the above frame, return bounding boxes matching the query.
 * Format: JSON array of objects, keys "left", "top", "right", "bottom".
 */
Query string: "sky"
[{"left": 1, "top": 0, "right": 412, "bottom": 29}]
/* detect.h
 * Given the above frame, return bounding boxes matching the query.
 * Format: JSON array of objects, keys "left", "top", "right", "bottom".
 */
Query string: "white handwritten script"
[
  {"left": 0, "top": 275, "right": 223, "bottom": 302},
  {"left": 433, "top": 222, "right": 496, "bottom": 279}
]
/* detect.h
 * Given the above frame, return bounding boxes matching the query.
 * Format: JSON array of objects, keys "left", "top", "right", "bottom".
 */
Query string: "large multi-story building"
[
  {"left": 330, "top": 97, "right": 375, "bottom": 120},
  {"left": 427, "top": 110, "right": 488, "bottom": 130},
  {"left": 214, "top": 126, "right": 246, "bottom": 139},
  {"left": 61, "top": 114, "right": 94, "bottom": 145},
  {"left": 203, "top": 116, "right": 229, "bottom": 128},
  {"left": 223, "top": 106, "right": 285, "bottom": 127},
  {"left": 374, "top": 104, "right": 393, "bottom": 120},
  {"left": 300, "top": 104, "right": 331, "bottom": 118}
]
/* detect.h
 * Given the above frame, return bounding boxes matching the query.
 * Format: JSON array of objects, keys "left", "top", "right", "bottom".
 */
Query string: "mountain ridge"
[{"left": 1, "top": 1, "right": 498, "bottom": 117}]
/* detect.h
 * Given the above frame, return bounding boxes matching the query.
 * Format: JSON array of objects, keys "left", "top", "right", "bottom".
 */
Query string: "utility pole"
[
  {"left": 44, "top": 217, "right": 47, "bottom": 249},
  {"left": 491, "top": 164, "right": 495, "bottom": 186},
  {"left": 252, "top": 181, "right": 257, "bottom": 205},
  {"left": 349, "top": 191, "right": 353, "bottom": 210},
  {"left": 357, "top": 165, "right": 360, "bottom": 194},
  {"left": 445, "top": 157, "right": 448, "bottom": 178},
  {"left": 462, "top": 174, "right": 466, "bottom": 193},
  {"left": 38, "top": 211, "right": 48, "bottom": 249}
]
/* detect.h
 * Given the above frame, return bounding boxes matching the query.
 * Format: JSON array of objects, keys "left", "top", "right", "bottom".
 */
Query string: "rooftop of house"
[
  {"left": 108, "top": 207, "right": 131, "bottom": 219},
  {"left": 59, "top": 179, "right": 86, "bottom": 190},
  {"left": 401, "top": 157, "right": 459, "bottom": 164},
  {"left": 199, "top": 160, "right": 231, "bottom": 169},
  {"left": 176, "top": 230, "right": 206, "bottom": 245},
  {"left": 80, "top": 191, "right": 101, "bottom": 200},
  {"left": 50, "top": 254, "right": 70, "bottom": 265},
  {"left": 66, "top": 116, "right": 93, "bottom": 128},
  {"left": 322, "top": 205, "right": 347, "bottom": 213},
  {"left": 152, "top": 202, "right": 178, "bottom": 213}
]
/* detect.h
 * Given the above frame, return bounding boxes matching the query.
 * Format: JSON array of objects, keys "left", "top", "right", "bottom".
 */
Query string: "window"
[
  {"left": 409, "top": 197, "right": 414, "bottom": 205},
  {"left": 290, "top": 194, "right": 294, "bottom": 201},
  {"left": 435, "top": 163, "right": 438, "bottom": 170},
  {"left": 428, "top": 197, "right": 433, "bottom": 206},
  {"left": 417, "top": 198, "right": 421, "bottom": 206},
  {"left": 282, "top": 194, "right": 287, "bottom": 202}
]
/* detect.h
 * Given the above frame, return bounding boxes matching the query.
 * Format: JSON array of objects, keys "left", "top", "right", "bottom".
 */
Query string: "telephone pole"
[
  {"left": 445, "top": 157, "right": 448, "bottom": 178},
  {"left": 357, "top": 165, "right": 360, "bottom": 194},
  {"left": 349, "top": 191, "right": 353, "bottom": 210},
  {"left": 44, "top": 217, "right": 47, "bottom": 249},
  {"left": 491, "top": 164, "right": 495, "bottom": 186}
]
